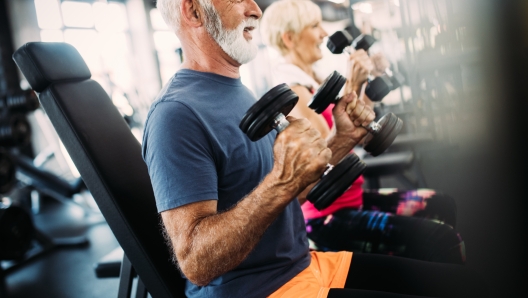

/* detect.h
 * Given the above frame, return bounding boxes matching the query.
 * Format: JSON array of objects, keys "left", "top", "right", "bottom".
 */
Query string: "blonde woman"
[{"left": 261, "top": 0, "right": 464, "bottom": 264}]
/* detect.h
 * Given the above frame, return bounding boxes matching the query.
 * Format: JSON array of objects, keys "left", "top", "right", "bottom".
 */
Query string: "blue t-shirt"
[{"left": 142, "top": 69, "right": 310, "bottom": 298}]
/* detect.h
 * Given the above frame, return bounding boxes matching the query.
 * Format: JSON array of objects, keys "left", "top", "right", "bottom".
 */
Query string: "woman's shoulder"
[{"left": 271, "top": 62, "right": 319, "bottom": 90}]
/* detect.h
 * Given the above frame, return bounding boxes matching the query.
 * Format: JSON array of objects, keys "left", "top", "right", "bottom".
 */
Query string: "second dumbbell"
[
  {"left": 308, "top": 71, "right": 403, "bottom": 156},
  {"left": 239, "top": 84, "right": 366, "bottom": 210}
]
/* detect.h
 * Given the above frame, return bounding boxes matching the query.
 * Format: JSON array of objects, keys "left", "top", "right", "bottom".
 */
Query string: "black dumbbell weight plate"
[
  {"left": 306, "top": 154, "right": 356, "bottom": 202},
  {"left": 313, "top": 159, "right": 366, "bottom": 211},
  {"left": 355, "top": 35, "right": 376, "bottom": 52},
  {"left": 390, "top": 72, "right": 405, "bottom": 89},
  {"left": 307, "top": 154, "right": 366, "bottom": 210},
  {"left": 0, "top": 149, "right": 16, "bottom": 193},
  {"left": 364, "top": 113, "right": 401, "bottom": 156},
  {"left": 365, "top": 76, "right": 393, "bottom": 102},
  {"left": 239, "top": 83, "right": 291, "bottom": 134},
  {"left": 309, "top": 71, "right": 346, "bottom": 114},
  {"left": 373, "top": 115, "right": 403, "bottom": 157},
  {"left": 246, "top": 88, "right": 299, "bottom": 142}
]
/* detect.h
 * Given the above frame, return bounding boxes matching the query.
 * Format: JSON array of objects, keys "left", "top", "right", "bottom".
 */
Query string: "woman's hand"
[
  {"left": 370, "top": 52, "right": 390, "bottom": 77},
  {"left": 332, "top": 92, "right": 376, "bottom": 145},
  {"left": 344, "top": 50, "right": 374, "bottom": 95}
]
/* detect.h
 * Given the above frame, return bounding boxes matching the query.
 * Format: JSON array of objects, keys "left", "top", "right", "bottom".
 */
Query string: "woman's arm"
[{"left": 289, "top": 85, "right": 331, "bottom": 139}]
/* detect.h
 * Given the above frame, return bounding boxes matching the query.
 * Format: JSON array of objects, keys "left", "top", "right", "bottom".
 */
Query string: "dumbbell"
[
  {"left": 308, "top": 71, "right": 403, "bottom": 157},
  {"left": 0, "top": 149, "right": 16, "bottom": 194},
  {"left": 0, "top": 90, "right": 39, "bottom": 114},
  {"left": 239, "top": 84, "right": 366, "bottom": 210},
  {"left": 327, "top": 30, "right": 405, "bottom": 102},
  {"left": 0, "top": 203, "right": 35, "bottom": 259},
  {"left": 0, "top": 114, "right": 32, "bottom": 148}
]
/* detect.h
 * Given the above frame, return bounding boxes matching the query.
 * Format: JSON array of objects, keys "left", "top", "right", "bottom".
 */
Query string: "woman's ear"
[
  {"left": 281, "top": 31, "right": 296, "bottom": 50},
  {"left": 181, "top": 0, "right": 203, "bottom": 27}
]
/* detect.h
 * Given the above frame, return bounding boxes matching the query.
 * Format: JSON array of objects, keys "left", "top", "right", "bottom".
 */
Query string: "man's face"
[{"left": 200, "top": 0, "right": 262, "bottom": 64}]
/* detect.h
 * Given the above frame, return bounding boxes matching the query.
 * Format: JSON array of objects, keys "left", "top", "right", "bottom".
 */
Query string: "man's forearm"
[{"left": 173, "top": 175, "right": 296, "bottom": 286}]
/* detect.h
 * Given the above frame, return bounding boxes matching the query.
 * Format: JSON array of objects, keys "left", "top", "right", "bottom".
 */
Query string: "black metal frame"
[{"left": 118, "top": 254, "right": 148, "bottom": 298}]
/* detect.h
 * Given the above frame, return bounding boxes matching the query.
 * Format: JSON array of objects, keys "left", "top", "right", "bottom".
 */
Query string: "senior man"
[{"left": 143, "top": 1, "right": 486, "bottom": 297}]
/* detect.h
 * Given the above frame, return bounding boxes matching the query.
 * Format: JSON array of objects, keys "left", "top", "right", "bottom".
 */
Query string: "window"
[
  {"left": 149, "top": 8, "right": 182, "bottom": 85},
  {"left": 34, "top": 0, "right": 134, "bottom": 119}
]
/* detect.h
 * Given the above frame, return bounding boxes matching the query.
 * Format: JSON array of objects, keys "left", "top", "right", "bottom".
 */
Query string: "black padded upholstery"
[
  {"left": 13, "top": 42, "right": 185, "bottom": 297},
  {"left": 12, "top": 42, "right": 91, "bottom": 92}
]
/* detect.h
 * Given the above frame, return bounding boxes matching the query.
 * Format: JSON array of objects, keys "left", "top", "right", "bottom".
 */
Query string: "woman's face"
[{"left": 292, "top": 19, "right": 328, "bottom": 64}]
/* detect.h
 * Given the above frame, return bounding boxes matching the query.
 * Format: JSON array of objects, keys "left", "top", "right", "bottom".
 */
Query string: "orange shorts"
[{"left": 268, "top": 251, "right": 352, "bottom": 298}]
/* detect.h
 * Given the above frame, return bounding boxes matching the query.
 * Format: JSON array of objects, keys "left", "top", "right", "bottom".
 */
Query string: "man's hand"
[
  {"left": 332, "top": 92, "right": 376, "bottom": 145},
  {"left": 271, "top": 117, "right": 332, "bottom": 196},
  {"left": 345, "top": 50, "right": 373, "bottom": 95},
  {"left": 161, "top": 118, "right": 331, "bottom": 286}
]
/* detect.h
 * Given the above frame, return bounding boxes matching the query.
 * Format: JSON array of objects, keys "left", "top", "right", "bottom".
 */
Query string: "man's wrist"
[
  {"left": 264, "top": 170, "right": 302, "bottom": 202},
  {"left": 327, "top": 132, "right": 357, "bottom": 161}
]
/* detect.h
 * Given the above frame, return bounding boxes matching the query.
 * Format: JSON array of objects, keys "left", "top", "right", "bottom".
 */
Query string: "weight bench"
[{"left": 13, "top": 42, "right": 185, "bottom": 297}]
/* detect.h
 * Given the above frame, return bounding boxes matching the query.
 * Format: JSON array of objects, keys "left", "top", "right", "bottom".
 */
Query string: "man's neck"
[{"left": 180, "top": 35, "right": 241, "bottom": 79}]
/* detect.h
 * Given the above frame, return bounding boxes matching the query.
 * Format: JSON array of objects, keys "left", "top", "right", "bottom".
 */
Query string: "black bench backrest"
[{"left": 13, "top": 42, "right": 185, "bottom": 298}]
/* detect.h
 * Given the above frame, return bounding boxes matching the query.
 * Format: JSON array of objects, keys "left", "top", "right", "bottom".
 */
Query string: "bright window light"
[
  {"left": 157, "top": 51, "right": 181, "bottom": 84},
  {"left": 34, "top": 0, "right": 62, "bottom": 29},
  {"left": 99, "top": 32, "right": 133, "bottom": 90},
  {"left": 93, "top": 2, "right": 128, "bottom": 32},
  {"left": 64, "top": 29, "right": 101, "bottom": 73},
  {"left": 150, "top": 9, "right": 169, "bottom": 30},
  {"left": 61, "top": 1, "right": 94, "bottom": 28},
  {"left": 153, "top": 31, "right": 181, "bottom": 51},
  {"left": 327, "top": 0, "right": 345, "bottom": 4},
  {"left": 352, "top": 3, "right": 373, "bottom": 14},
  {"left": 40, "top": 30, "right": 64, "bottom": 42}
]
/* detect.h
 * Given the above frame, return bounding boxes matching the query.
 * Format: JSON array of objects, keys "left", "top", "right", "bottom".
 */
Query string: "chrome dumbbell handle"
[
  {"left": 364, "top": 121, "right": 381, "bottom": 134},
  {"left": 323, "top": 163, "right": 334, "bottom": 176},
  {"left": 271, "top": 113, "right": 290, "bottom": 133}
]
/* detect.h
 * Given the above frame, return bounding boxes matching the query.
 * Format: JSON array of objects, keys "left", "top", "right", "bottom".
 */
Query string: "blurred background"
[{"left": 0, "top": 0, "right": 527, "bottom": 297}]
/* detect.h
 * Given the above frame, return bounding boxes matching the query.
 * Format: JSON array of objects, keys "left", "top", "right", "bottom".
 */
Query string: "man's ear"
[
  {"left": 281, "top": 31, "right": 296, "bottom": 50},
  {"left": 181, "top": 0, "right": 203, "bottom": 27}
]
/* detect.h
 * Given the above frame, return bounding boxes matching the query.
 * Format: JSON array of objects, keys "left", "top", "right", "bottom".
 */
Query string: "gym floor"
[{"left": 3, "top": 195, "right": 121, "bottom": 298}]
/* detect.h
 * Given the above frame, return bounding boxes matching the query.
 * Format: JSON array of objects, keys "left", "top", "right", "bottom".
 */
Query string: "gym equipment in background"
[
  {"left": 0, "top": 203, "right": 34, "bottom": 260},
  {"left": 0, "top": 90, "right": 39, "bottom": 114},
  {"left": 308, "top": 71, "right": 403, "bottom": 156},
  {"left": 0, "top": 148, "right": 16, "bottom": 193},
  {"left": 239, "top": 83, "right": 366, "bottom": 210},
  {"left": 327, "top": 30, "right": 406, "bottom": 102},
  {"left": 306, "top": 209, "right": 465, "bottom": 265}
]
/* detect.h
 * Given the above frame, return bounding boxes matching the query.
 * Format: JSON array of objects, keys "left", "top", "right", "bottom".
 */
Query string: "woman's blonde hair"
[{"left": 260, "top": 0, "right": 322, "bottom": 55}]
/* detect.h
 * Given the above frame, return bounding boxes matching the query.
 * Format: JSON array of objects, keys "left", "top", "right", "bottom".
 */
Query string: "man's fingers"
[
  {"left": 343, "top": 93, "right": 359, "bottom": 115},
  {"left": 354, "top": 105, "right": 371, "bottom": 126},
  {"left": 351, "top": 102, "right": 366, "bottom": 126},
  {"left": 286, "top": 116, "right": 311, "bottom": 132}
]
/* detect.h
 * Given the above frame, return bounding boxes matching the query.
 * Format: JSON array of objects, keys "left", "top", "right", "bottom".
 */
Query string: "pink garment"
[{"left": 302, "top": 105, "right": 364, "bottom": 219}]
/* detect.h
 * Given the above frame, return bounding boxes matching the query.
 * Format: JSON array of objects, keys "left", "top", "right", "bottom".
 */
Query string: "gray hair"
[{"left": 157, "top": 0, "right": 214, "bottom": 33}]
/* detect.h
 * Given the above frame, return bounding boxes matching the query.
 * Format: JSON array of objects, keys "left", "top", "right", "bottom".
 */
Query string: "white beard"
[{"left": 202, "top": 4, "right": 258, "bottom": 64}]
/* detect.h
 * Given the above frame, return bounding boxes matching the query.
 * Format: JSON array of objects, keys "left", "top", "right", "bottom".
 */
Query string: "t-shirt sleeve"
[{"left": 143, "top": 101, "right": 218, "bottom": 212}]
